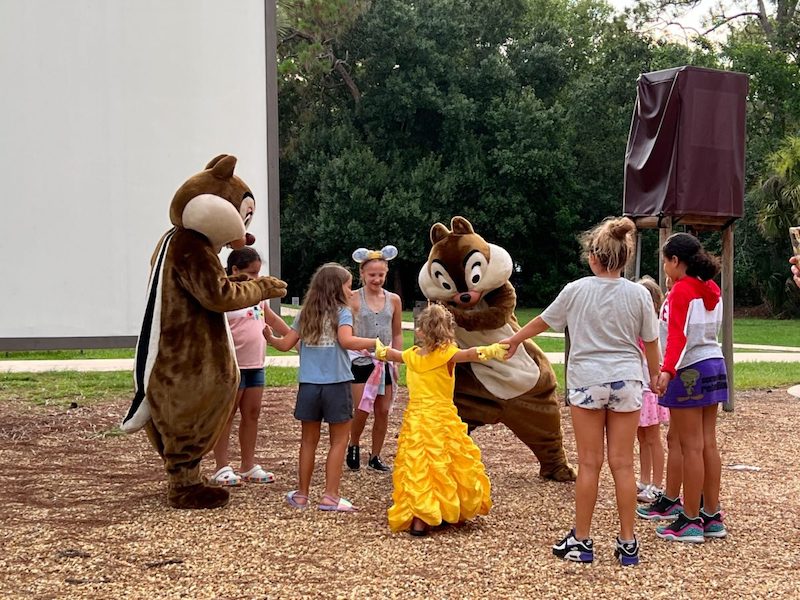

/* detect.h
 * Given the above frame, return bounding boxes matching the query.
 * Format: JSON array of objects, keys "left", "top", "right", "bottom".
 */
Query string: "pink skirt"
[{"left": 639, "top": 390, "right": 669, "bottom": 427}]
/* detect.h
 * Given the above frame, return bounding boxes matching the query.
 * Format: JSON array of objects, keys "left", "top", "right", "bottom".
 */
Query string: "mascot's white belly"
[{"left": 455, "top": 323, "right": 540, "bottom": 400}]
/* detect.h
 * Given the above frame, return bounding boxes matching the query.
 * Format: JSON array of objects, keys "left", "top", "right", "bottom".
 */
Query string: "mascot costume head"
[
  {"left": 122, "top": 155, "right": 287, "bottom": 509},
  {"left": 419, "top": 216, "right": 575, "bottom": 481}
]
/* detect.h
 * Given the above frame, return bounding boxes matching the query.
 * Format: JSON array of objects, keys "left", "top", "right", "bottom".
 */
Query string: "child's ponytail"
[{"left": 662, "top": 233, "right": 720, "bottom": 281}]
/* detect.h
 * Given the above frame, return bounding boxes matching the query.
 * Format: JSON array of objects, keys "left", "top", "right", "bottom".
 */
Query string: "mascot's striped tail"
[{"left": 121, "top": 229, "right": 175, "bottom": 433}]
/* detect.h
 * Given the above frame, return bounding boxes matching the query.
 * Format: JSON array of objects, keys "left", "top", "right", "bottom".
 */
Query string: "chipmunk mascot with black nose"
[
  {"left": 418, "top": 216, "right": 575, "bottom": 481},
  {"left": 122, "top": 155, "right": 287, "bottom": 509}
]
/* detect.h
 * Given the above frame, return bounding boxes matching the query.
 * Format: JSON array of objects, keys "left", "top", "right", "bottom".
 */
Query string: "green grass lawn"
[
  {"left": 3, "top": 307, "right": 798, "bottom": 362},
  {"left": 1, "top": 360, "right": 795, "bottom": 408},
  {"left": 1, "top": 308, "right": 798, "bottom": 400}
]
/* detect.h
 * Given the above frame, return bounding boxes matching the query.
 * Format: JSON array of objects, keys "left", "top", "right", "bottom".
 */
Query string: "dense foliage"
[{"left": 277, "top": 0, "right": 800, "bottom": 313}]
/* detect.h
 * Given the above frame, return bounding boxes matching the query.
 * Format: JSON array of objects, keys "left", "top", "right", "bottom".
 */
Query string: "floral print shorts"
[{"left": 567, "top": 380, "right": 643, "bottom": 413}]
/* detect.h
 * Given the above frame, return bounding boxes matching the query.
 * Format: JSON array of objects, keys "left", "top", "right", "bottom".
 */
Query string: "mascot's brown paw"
[
  {"left": 168, "top": 483, "right": 230, "bottom": 509},
  {"left": 258, "top": 276, "right": 288, "bottom": 299},
  {"left": 540, "top": 463, "right": 578, "bottom": 482}
]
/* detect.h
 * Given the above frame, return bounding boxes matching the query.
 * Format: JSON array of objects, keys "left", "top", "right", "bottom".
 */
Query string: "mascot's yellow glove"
[
  {"left": 476, "top": 343, "right": 509, "bottom": 361},
  {"left": 375, "top": 338, "right": 389, "bottom": 361}
]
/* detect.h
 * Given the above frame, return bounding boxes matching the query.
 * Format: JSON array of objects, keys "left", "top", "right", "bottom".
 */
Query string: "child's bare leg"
[
  {"left": 370, "top": 386, "right": 393, "bottom": 457},
  {"left": 213, "top": 389, "right": 243, "bottom": 470},
  {"left": 569, "top": 406, "right": 606, "bottom": 540},
  {"left": 349, "top": 383, "right": 368, "bottom": 446},
  {"left": 637, "top": 427, "right": 651, "bottom": 485},
  {"left": 238, "top": 386, "right": 263, "bottom": 471},
  {"left": 298, "top": 420, "right": 322, "bottom": 500},
  {"left": 323, "top": 420, "right": 351, "bottom": 499},
  {"left": 701, "top": 403, "right": 722, "bottom": 512},
  {"left": 607, "top": 410, "right": 640, "bottom": 540},
  {"left": 643, "top": 425, "right": 665, "bottom": 488},
  {"left": 664, "top": 421, "right": 683, "bottom": 498},
  {"left": 671, "top": 407, "right": 704, "bottom": 518}
]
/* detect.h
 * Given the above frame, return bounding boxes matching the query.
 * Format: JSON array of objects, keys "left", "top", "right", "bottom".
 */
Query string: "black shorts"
[
  {"left": 295, "top": 382, "right": 353, "bottom": 423},
  {"left": 351, "top": 361, "right": 393, "bottom": 385}
]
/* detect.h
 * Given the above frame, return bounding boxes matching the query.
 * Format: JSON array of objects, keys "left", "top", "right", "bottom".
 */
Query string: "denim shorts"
[
  {"left": 295, "top": 382, "right": 353, "bottom": 423},
  {"left": 567, "top": 380, "right": 643, "bottom": 413},
  {"left": 239, "top": 368, "right": 265, "bottom": 389}
]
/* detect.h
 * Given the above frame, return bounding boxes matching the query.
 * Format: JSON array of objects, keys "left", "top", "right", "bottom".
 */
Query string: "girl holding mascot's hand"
[{"left": 345, "top": 245, "right": 403, "bottom": 473}]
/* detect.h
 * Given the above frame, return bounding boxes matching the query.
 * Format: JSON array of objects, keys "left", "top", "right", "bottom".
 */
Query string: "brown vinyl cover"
[{"left": 623, "top": 66, "right": 748, "bottom": 219}]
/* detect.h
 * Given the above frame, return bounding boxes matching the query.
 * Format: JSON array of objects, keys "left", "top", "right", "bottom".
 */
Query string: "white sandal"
[
  {"left": 240, "top": 464, "right": 275, "bottom": 483},
  {"left": 210, "top": 465, "right": 242, "bottom": 487}
]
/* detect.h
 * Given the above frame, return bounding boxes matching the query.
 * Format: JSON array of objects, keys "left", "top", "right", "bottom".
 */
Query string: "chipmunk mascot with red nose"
[
  {"left": 122, "top": 155, "right": 287, "bottom": 509},
  {"left": 418, "top": 216, "right": 575, "bottom": 481}
]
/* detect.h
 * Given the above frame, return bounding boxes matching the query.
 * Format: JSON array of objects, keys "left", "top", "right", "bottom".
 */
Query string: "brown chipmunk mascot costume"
[
  {"left": 122, "top": 155, "right": 287, "bottom": 509},
  {"left": 418, "top": 216, "right": 575, "bottom": 481}
]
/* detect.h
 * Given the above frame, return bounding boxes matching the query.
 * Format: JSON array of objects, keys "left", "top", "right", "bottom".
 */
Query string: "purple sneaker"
[
  {"left": 614, "top": 537, "right": 640, "bottom": 566},
  {"left": 552, "top": 529, "right": 593, "bottom": 563}
]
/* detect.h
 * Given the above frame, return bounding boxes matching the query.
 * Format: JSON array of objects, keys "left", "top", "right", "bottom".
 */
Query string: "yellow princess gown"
[{"left": 387, "top": 344, "right": 492, "bottom": 532}]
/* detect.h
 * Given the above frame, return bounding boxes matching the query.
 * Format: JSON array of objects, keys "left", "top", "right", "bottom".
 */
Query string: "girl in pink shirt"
[{"left": 211, "top": 248, "right": 292, "bottom": 486}]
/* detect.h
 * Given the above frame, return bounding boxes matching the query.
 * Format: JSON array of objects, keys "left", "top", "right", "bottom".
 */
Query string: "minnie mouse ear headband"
[{"left": 352, "top": 245, "right": 398, "bottom": 264}]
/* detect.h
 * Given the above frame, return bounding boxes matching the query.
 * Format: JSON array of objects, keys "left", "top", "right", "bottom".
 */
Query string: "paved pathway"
[
  {"left": 3, "top": 350, "right": 800, "bottom": 373},
  {"left": 2, "top": 306, "right": 799, "bottom": 373}
]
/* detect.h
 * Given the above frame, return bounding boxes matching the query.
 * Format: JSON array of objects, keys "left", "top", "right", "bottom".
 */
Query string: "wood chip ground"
[{"left": 0, "top": 388, "right": 797, "bottom": 599}]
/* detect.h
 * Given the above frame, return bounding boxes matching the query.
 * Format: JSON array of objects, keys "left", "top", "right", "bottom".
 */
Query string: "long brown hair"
[
  {"left": 416, "top": 304, "right": 457, "bottom": 352},
  {"left": 299, "top": 263, "right": 352, "bottom": 345}
]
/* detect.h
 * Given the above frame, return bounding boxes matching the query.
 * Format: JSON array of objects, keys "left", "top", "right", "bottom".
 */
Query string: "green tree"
[{"left": 755, "top": 135, "right": 800, "bottom": 239}]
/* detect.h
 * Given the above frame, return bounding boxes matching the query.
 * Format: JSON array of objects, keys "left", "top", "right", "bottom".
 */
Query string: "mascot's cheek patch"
[{"left": 183, "top": 194, "right": 246, "bottom": 250}]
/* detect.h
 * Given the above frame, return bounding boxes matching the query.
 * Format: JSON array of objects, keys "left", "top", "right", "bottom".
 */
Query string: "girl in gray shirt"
[{"left": 502, "top": 216, "right": 660, "bottom": 567}]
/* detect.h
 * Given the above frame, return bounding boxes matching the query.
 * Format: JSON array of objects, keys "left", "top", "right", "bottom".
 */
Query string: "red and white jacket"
[{"left": 660, "top": 276, "right": 723, "bottom": 377}]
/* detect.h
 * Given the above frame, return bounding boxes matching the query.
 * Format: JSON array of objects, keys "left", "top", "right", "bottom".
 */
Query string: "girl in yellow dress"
[{"left": 376, "top": 304, "right": 507, "bottom": 536}]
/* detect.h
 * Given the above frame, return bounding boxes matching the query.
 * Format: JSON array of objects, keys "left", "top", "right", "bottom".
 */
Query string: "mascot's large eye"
[
  {"left": 431, "top": 263, "right": 456, "bottom": 292},
  {"left": 240, "top": 196, "right": 255, "bottom": 227},
  {"left": 465, "top": 251, "right": 488, "bottom": 288}
]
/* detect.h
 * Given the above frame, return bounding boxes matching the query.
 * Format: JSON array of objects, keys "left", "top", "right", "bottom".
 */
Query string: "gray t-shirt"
[
  {"left": 540, "top": 276, "right": 659, "bottom": 389},
  {"left": 291, "top": 307, "right": 354, "bottom": 384}
]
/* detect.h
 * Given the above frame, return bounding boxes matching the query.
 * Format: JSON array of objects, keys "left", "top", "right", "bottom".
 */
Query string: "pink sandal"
[
  {"left": 285, "top": 490, "right": 309, "bottom": 509},
  {"left": 318, "top": 494, "right": 358, "bottom": 512}
]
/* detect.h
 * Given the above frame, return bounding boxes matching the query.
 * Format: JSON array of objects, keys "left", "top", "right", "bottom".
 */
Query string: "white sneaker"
[{"left": 637, "top": 484, "right": 658, "bottom": 503}]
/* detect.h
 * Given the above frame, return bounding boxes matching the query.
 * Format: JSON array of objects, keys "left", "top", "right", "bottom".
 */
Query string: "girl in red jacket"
[{"left": 653, "top": 233, "right": 727, "bottom": 543}]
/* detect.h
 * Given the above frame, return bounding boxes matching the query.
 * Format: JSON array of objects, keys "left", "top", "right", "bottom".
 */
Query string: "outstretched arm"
[
  {"left": 264, "top": 326, "right": 300, "bottom": 352},
  {"left": 499, "top": 315, "right": 550, "bottom": 359},
  {"left": 451, "top": 343, "right": 509, "bottom": 364},
  {"left": 338, "top": 325, "right": 378, "bottom": 352},
  {"left": 376, "top": 339, "right": 404, "bottom": 363}
]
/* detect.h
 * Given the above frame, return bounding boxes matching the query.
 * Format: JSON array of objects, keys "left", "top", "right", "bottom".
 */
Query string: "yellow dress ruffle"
[{"left": 387, "top": 344, "right": 492, "bottom": 532}]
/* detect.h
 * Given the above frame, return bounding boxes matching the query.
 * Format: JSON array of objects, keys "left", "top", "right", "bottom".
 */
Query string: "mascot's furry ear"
[
  {"left": 450, "top": 216, "right": 475, "bottom": 235},
  {"left": 208, "top": 155, "right": 237, "bottom": 179},
  {"left": 430, "top": 223, "right": 451, "bottom": 244}
]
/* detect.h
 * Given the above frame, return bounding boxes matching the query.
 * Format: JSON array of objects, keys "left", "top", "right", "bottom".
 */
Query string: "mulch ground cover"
[{"left": 0, "top": 387, "right": 797, "bottom": 599}]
